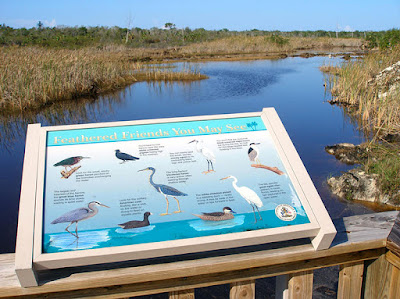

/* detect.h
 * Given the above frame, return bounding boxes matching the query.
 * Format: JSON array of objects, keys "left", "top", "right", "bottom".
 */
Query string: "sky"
[{"left": 1, "top": 0, "right": 399, "bottom": 31}]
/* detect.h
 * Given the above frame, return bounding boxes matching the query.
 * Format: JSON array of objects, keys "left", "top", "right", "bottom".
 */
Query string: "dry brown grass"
[
  {"left": 330, "top": 46, "right": 400, "bottom": 136},
  {"left": 0, "top": 46, "right": 206, "bottom": 111},
  {"left": 180, "top": 36, "right": 362, "bottom": 55}
]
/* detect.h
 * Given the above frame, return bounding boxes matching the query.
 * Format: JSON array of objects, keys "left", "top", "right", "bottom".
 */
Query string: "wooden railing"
[{"left": 1, "top": 211, "right": 400, "bottom": 298}]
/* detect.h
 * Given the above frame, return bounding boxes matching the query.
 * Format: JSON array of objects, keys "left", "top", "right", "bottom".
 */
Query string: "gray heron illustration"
[
  {"left": 189, "top": 139, "right": 216, "bottom": 174},
  {"left": 221, "top": 175, "right": 263, "bottom": 222},
  {"left": 139, "top": 167, "right": 187, "bottom": 215},
  {"left": 115, "top": 149, "right": 139, "bottom": 163},
  {"left": 53, "top": 156, "right": 90, "bottom": 171},
  {"left": 51, "top": 201, "right": 110, "bottom": 238},
  {"left": 248, "top": 143, "right": 261, "bottom": 164}
]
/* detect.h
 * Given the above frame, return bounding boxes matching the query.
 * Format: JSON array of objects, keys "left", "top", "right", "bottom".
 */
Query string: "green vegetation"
[
  {"left": 0, "top": 24, "right": 367, "bottom": 49},
  {"left": 365, "top": 29, "right": 400, "bottom": 49},
  {"left": 364, "top": 143, "right": 400, "bottom": 202}
]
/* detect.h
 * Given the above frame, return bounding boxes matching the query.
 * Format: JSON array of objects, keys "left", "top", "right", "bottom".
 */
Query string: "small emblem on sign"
[{"left": 275, "top": 204, "right": 297, "bottom": 221}]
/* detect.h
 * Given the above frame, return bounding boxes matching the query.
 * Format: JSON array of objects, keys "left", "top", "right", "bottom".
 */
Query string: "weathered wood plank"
[
  {"left": 230, "top": 280, "right": 255, "bottom": 299},
  {"left": 0, "top": 212, "right": 397, "bottom": 298},
  {"left": 287, "top": 271, "right": 313, "bottom": 299},
  {"left": 363, "top": 254, "right": 392, "bottom": 299},
  {"left": 389, "top": 264, "right": 400, "bottom": 299},
  {"left": 387, "top": 212, "right": 400, "bottom": 258},
  {"left": 337, "top": 261, "right": 364, "bottom": 299},
  {"left": 169, "top": 289, "right": 195, "bottom": 299},
  {"left": 386, "top": 250, "right": 400, "bottom": 269}
]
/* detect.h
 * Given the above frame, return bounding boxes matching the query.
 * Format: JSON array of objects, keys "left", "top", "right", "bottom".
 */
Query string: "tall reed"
[
  {"left": 0, "top": 47, "right": 206, "bottom": 111},
  {"left": 331, "top": 46, "right": 400, "bottom": 136}
]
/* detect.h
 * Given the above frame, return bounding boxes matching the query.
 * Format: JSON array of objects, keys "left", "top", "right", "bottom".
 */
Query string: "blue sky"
[{"left": 1, "top": 0, "right": 399, "bottom": 31}]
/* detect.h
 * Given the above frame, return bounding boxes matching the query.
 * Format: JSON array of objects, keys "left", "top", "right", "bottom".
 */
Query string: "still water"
[{"left": 0, "top": 56, "right": 373, "bottom": 253}]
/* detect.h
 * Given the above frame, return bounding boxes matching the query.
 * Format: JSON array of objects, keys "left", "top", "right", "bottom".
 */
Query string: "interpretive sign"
[{"left": 15, "top": 108, "right": 336, "bottom": 287}]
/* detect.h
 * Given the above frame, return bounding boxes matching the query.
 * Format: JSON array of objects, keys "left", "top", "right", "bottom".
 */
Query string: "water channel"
[{"left": 0, "top": 56, "right": 374, "bottom": 254}]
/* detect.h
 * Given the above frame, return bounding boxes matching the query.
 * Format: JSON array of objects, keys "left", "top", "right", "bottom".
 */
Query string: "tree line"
[{"left": 0, "top": 23, "right": 398, "bottom": 49}]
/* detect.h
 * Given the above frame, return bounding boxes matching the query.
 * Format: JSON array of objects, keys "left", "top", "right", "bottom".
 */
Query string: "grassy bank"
[
  {"left": 0, "top": 46, "right": 207, "bottom": 111},
  {"left": 330, "top": 46, "right": 400, "bottom": 135},
  {"left": 327, "top": 46, "right": 400, "bottom": 202}
]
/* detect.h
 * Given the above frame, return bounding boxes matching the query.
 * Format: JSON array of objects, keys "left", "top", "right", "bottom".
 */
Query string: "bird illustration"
[
  {"left": 118, "top": 211, "right": 152, "bottom": 229},
  {"left": 115, "top": 149, "right": 139, "bottom": 163},
  {"left": 189, "top": 139, "right": 216, "bottom": 174},
  {"left": 139, "top": 167, "right": 187, "bottom": 216},
  {"left": 54, "top": 156, "right": 90, "bottom": 172},
  {"left": 221, "top": 175, "right": 263, "bottom": 223},
  {"left": 193, "top": 207, "right": 235, "bottom": 221},
  {"left": 248, "top": 142, "right": 261, "bottom": 164},
  {"left": 51, "top": 201, "right": 110, "bottom": 238}
]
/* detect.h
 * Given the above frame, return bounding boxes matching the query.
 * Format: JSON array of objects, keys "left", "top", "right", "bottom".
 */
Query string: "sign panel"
[
  {"left": 15, "top": 108, "right": 336, "bottom": 287},
  {"left": 43, "top": 116, "right": 309, "bottom": 253}
]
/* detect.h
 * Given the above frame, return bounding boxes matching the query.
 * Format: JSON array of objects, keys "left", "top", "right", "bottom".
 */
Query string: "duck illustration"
[
  {"left": 193, "top": 207, "right": 235, "bottom": 221},
  {"left": 118, "top": 211, "right": 152, "bottom": 229}
]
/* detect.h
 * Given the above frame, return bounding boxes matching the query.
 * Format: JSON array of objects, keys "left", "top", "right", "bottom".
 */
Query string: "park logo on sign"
[{"left": 275, "top": 204, "right": 297, "bottom": 221}]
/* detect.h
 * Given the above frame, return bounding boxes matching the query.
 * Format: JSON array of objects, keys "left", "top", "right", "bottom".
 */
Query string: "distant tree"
[{"left": 165, "top": 22, "right": 176, "bottom": 30}]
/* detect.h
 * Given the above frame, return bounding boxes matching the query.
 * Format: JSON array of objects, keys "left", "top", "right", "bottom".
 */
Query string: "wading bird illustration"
[
  {"left": 221, "top": 175, "right": 263, "bottom": 223},
  {"left": 248, "top": 142, "right": 261, "bottom": 164},
  {"left": 115, "top": 149, "right": 139, "bottom": 163},
  {"left": 193, "top": 207, "right": 235, "bottom": 221},
  {"left": 118, "top": 212, "right": 152, "bottom": 229},
  {"left": 53, "top": 156, "right": 90, "bottom": 172},
  {"left": 189, "top": 139, "right": 216, "bottom": 174},
  {"left": 139, "top": 167, "right": 187, "bottom": 215},
  {"left": 51, "top": 201, "right": 110, "bottom": 238}
]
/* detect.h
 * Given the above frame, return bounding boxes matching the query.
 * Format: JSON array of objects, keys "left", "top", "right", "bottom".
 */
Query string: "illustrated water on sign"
[{"left": 42, "top": 116, "right": 310, "bottom": 253}]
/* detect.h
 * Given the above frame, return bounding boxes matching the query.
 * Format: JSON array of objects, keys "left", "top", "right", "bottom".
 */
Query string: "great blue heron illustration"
[
  {"left": 193, "top": 207, "right": 235, "bottom": 221},
  {"left": 118, "top": 212, "right": 152, "bottom": 229},
  {"left": 139, "top": 167, "right": 187, "bottom": 215},
  {"left": 248, "top": 142, "right": 261, "bottom": 164},
  {"left": 189, "top": 139, "right": 216, "bottom": 174},
  {"left": 221, "top": 175, "right": 263, "bottom": 223},
  {"left": 53, "top": 156, "right": 90, "bottom": 172},
  {"left": 115, "top": 149, "right": 139, "bottom": 163},
  {"left": 51, "top": 201, "right": 110, "bottom": 238}
]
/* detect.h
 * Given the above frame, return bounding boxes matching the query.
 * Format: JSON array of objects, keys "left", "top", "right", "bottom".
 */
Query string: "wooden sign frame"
[{"left": 15, "top": 108, "right": 336, "bottom": 287}]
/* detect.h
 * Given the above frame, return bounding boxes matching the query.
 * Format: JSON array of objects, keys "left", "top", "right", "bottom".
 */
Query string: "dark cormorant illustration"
[{"left": 118, "top": 211, "right": 152, "bottom": 229}]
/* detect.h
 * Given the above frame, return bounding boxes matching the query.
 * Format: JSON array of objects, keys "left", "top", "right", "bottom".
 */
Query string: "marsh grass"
[
  {"left": 330, "top": 46, "right": 400, "bottom": 135},
  {"left": 0, "top": 47, "right": 206, "bottom": 111},
  {"left": 327, "top": 46, "right": 400, "bottom": 203},
  {"left": 180, "top": 36, "right": 362, "bottom": 56},
  {"left": 364, "top": 142, "right": 400, "bottom": 202}
]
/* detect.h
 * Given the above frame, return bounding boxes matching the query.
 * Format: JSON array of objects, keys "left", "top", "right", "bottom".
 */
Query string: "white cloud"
[
  {"left": 343, "top": 25, "right": 354, "bottom": 32},
  {"left": 44, "top": 19, "right": 57, "bottom": 28}
]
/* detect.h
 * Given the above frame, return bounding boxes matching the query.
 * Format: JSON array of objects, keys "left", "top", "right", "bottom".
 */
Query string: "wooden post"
[
  {"left": 14, "top": 124, "right": 41, "bottom": 287},
  {"left": 169, "top": 289, "right": 195, "bottom": 299},
  {"left": 287, "top": 271, "right": 313, "bottom": 299},
  {"left": 276, "top": 271, "right": 313, "bottom": 299},
  {"left": 385, "top": 213, "right": 400, "bottom": 298},
  {"left": 363, "top": 254, "right": 392, "bottom": 299},
  {"left": 230, "top": 280, "right": 255, "bottom": 299},
  {"left": 337, "top": 261, "right": 364, "bottom": 299}
]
